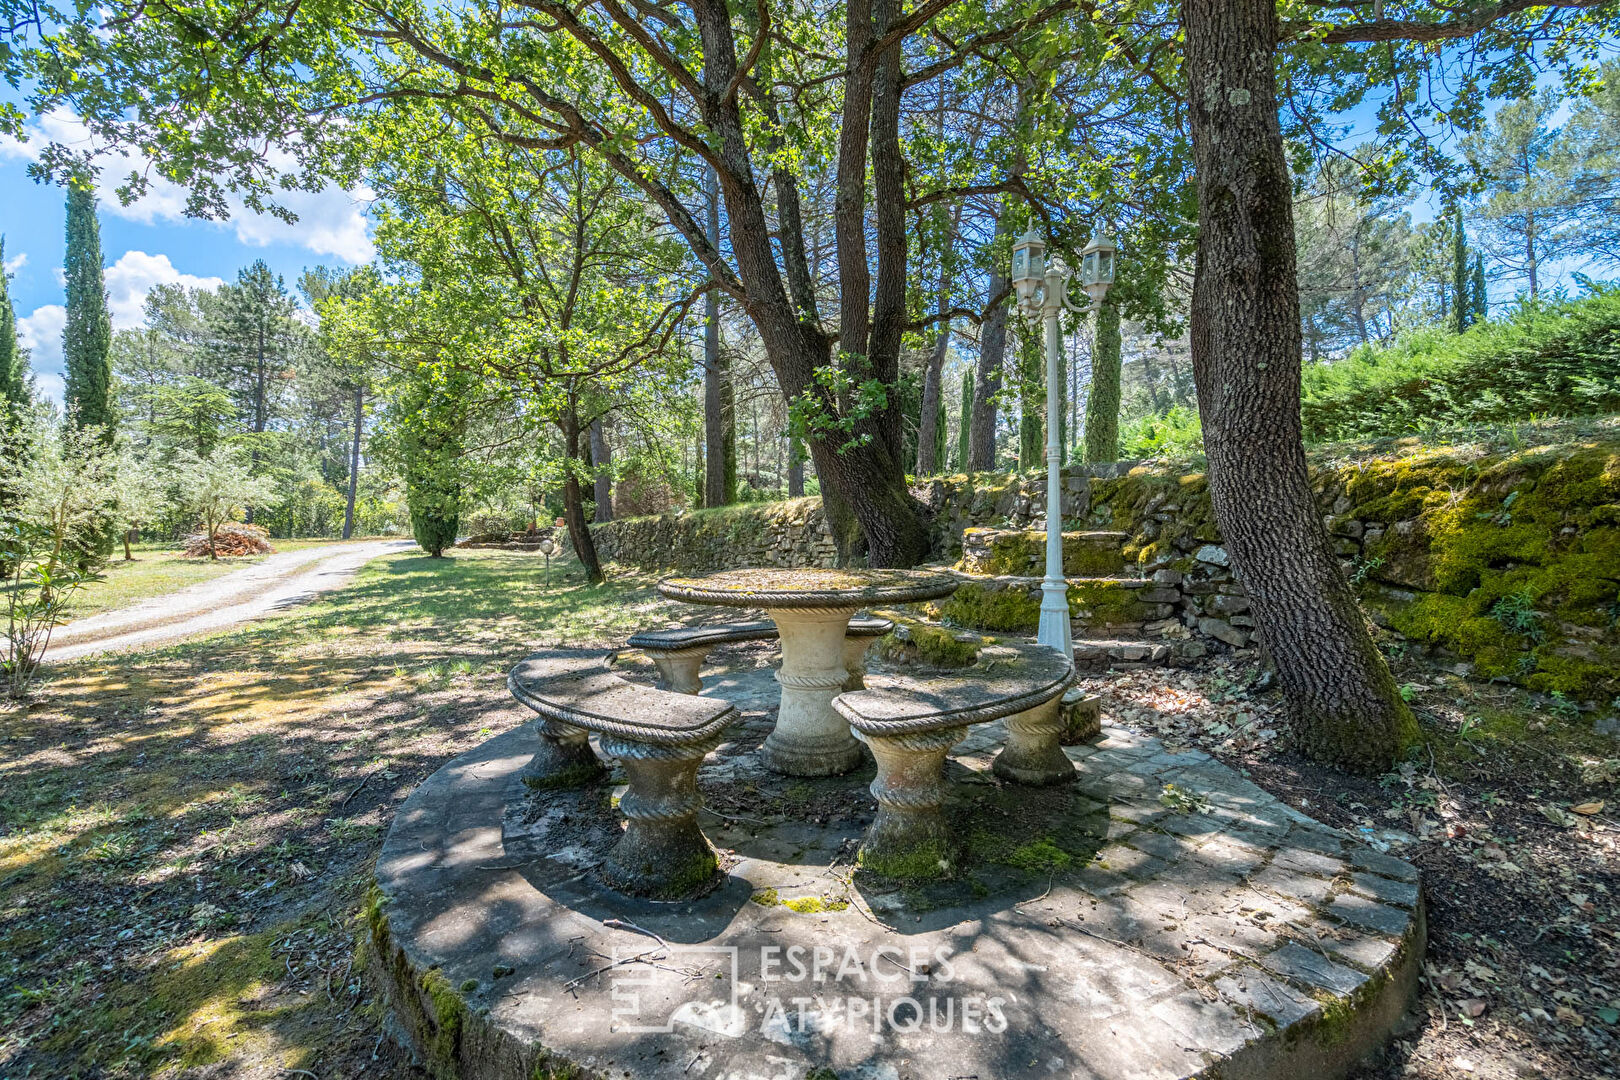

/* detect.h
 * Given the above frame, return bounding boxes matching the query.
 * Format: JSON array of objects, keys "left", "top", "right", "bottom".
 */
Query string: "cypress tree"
[
  {"left": 956, "top": 367, "right": 972, "bottom": 471},
  {"left": 63, "top": 178, "right": 114, "bottom": 437},
  {"left": 398, "top": 363, "right": 466, "bottom": 557},
  {"left": 1469, "top": 254, "right": 1488, "bottom": 324},
  {"left": 1084, "top": 299, "right": 1123, "bottom": 464},
  {"left": 1017, "top": 328, "right": 1043, "bottom": 471},
  {"left": 1451, "top": 208, "right": 1470, "bottom": 334},
  {"left": 0, "top": 237, "right": 27, "bottom": 418}
]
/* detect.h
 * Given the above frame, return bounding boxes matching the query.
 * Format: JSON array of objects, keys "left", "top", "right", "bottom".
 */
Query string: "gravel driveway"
[{"left": 46, "top": 539, "right": 415, "bottom": 661}]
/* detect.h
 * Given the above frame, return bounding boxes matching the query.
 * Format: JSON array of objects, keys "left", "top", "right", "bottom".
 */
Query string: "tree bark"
[
  {"left": 343, "top": 384, "right": 362, "bottom": 540},
  {"left": 1083, "top": 299, "right": 1122, "bottom": 463},
  {"left": 702, "top": 165, "right": 729, "bottom": 508},
  {"left": 560, "top": 413, "right": 605, "bottom": 585},
  {"left": 590, "top": 416, "right": 613, "bottom": 523},
  {"left": 1184, "top": 0, "right": 1418, "bottom": 773},
  {"left": 971, "top": 284, "right": 1009, "bottom": 471},
  {"left": 685, "top": 0, "right": 928, "bottom": 565},
  {"left": 915, "top": 323, "right": 950, "bottom": 476}
]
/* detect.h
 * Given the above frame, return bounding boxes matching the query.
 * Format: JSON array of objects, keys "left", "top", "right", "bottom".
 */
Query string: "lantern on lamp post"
[{"left": 1012, "top": 225, "right": 1119, "bottom": 656}]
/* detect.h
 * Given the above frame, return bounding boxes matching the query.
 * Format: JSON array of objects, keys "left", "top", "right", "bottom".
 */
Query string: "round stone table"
[{"left": 658, "top": 568, "right": 959, "bottom": 775}]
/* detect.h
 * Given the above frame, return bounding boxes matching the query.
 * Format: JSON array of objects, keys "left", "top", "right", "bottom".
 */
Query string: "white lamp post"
[{"left": 1011, "top": 226, "right": 1118, "bottom": 655}]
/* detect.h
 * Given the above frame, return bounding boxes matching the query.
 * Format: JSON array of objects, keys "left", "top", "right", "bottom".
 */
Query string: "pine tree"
[
  {"left": 1451, "top": 208, "right": 1471, "bottom": 334},
  {"left": 956, "top": 367, "right": 972, "bottom": 471},
  {"left": 63, "top": 179, "right": 114, "bottom": 437},
  {"left": 0, "top": 237, "right": 27, "bottom": 418},
  {"left": 1084, "top": 299, "right": 1123, "bottom": 463},
  {"left": 1469, "top": 254, "right": 1489, "bottom": 324}
]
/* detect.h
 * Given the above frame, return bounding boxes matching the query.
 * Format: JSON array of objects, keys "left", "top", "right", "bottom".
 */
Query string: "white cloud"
[
  {"left": 1, "top": 109, "right": 375, "bottom": 263},
  {"left": 104, "top": 250, "right": 223, "bottom": 329},
  {"left": 17, "top": 304, "right": 65, "bottom": 377},
  {"left": 13, "top": 250, "right": 220, "bottom": 392},
  {"left": 33, "top": 372, "right": 65, "bottom": 407},
  {"left": 3, "top": 251, "right": 26, "bottom": 274}
]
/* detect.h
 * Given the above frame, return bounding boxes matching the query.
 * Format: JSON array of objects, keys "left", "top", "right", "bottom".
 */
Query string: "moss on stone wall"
[
  {"left": 1349, "top": 441, "right": 1620, "bottom": 698},
  {"left": 959, "top": 527, "right": 1128, "bottom": 576},
  {"left": 938, "top": 582, "right": 1043, "bottom": 632}
]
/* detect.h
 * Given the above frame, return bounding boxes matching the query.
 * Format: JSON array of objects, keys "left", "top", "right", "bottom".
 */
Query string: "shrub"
[
  {"left": 1301, "top": 288, "right": 1620, "bottom": 441},
  {"left": 1118, "top": 405, "right": 1204, "bottom": 460}
]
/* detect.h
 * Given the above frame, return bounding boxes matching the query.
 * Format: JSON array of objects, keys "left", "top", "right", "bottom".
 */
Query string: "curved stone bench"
[
  {"left": 627, "top": 614, "right": 893, "bottom": 694},
  {"left": 509, "top": 649, "right": 738, "bottom": 898},
  {"left": 833, "top": 642, "right": 1076, "bottom": 877}
]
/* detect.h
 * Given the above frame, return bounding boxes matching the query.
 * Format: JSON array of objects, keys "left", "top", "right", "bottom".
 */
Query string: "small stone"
[
  {"left": 1198, "top": 617, "right": 1250, "bottom": 648},
  {"left": 1194, "top": 544, "right": 1230, "bottom": 567},
  {"left": 1207, "top": 593, "right": 1250, "bottom": 616},
  {"left": 1152, "top": 568, "right": 1184, "bottom": 586},
  {"left": 1139, "top": 587, "right": 1181, "bottom": 604}
]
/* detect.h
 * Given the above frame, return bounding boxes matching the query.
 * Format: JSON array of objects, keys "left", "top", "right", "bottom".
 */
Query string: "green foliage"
[
  {"left": 1118, "top": 406, "right": 1204, "bottom": 461},
  {"left": 393, "top": 365, "right": 468, "bottom": 559},
  {"left": 2, "top": 412, "right": 116, "bottom": 695},
  {"left": 63, "top": 179, "right": 113, "bottom": 437},
  {"left": 955, "top": 367, "right": 972, "bottom": 470},
  {"left": 1084, "top": 299, "right": 1122, "bottom": 464},
  {"left": 175, "top": 448, "right": 282, "bottom": 559},
  {"left": 1017, "top": 330, "right": 1043, "bottom": 472},
  {"left": 1301, "top": 288, "right": 1620, "bottom": 442},
  {"left": 0, "top": 237, "right": 26, "bottom": 420}
]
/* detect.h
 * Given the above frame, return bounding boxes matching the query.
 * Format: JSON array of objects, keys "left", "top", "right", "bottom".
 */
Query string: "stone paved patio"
[{"left": 370, "top": 655, "right": 1424, "bottom": 1080}]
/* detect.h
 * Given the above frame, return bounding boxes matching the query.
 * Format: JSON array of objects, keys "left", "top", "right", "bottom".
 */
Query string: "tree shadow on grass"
[{"left": 0, "top": 548, "right": 690, "bottom": 1077}]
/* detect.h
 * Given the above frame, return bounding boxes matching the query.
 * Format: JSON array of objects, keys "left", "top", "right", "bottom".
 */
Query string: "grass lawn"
[
  {"left": 0, "top": 547, "right": 1615, "bottom": 1079},
  {"left": 58, "top": 537, "right": 397, "bottom": 622},
  {"left": 0, "top": 548, "right": 676, "bottom": 1079}
]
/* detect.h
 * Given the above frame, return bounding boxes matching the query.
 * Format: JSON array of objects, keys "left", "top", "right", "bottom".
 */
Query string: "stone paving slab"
[{"left": 370, "top": 663, "right": 1424, "bottom": 1080}]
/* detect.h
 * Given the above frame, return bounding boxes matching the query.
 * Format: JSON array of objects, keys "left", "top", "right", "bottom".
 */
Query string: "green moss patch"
[{"left": 1354, "top": 441, "right": 1620, "bottom": 699}]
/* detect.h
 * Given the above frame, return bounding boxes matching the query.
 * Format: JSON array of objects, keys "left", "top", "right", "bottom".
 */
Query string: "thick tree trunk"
[
  {"left": 590, "top": 417, "right": 613, "bottom": 523},
  {"left": 1184, "top": 0, "right": 1417, "bottom": 773},
  {"left": 970, "top": 208, "right": 1014, "bottom": 471},
  {"left": 1017, "top": 326, "right": 1043, "bottom": 471},
  {"left": 343, "top": 385, "right": 361, "bottom": 540},
  {"left": 687, "top": 0, "right": 928, "bottom": 565},
  {"left": 702, "top": 165, "right": 729, "bottom": 508},
  {"left": 915, "top": 324, "right": 950, "bottom": 476},
  {"left": 1083, "top": 299, "right": 1122, "bottom": 463},
  {"left": 560, "top": 416, "right": 605, "bottom": 585}
]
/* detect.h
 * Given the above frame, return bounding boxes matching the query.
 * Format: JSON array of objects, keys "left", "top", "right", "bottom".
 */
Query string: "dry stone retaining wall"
[{"left": 591, "top": 439, "right": 1620, "bottom": 701}]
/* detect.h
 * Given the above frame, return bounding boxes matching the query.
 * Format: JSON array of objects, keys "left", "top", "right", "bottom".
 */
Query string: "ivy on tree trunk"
[
  {"left": 1084, "top": 299, "right": 1122, "bottom": 463},
  {"left": 1184, "top": 0, "right": 1418, "bottom": 773}
]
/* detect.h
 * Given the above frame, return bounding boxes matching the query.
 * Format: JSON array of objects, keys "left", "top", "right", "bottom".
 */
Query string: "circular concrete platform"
[{"left": 370, "top": 683, "right": 1423, "bottom": 1080}]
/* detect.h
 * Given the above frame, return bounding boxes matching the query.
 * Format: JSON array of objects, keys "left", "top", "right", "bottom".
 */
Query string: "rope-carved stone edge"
[
  {"left": 835, "top": 665, "right": 1077, "bottom": 737},
  {"left": 508, "top": 666, "right": 738, "bottom": 747},
  {"left": 655, "top": 576, "right": 959, "bottom": 610}
]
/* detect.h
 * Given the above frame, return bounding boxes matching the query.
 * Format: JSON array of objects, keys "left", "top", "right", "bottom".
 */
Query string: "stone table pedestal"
[{"left": 658, "top": 569, "right": 960, "bottom": 777}]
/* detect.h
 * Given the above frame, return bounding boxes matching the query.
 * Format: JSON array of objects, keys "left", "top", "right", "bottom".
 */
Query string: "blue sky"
[
  {"left": 0, "top": 77, "right": 1606, "bottom": 406},
  {"left": 2, "top": 109, "right": 375, "bottom": 404}
]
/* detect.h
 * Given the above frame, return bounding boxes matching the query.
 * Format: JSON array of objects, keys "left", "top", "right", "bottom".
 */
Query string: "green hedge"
[{"left": 1300, "top": 288, "right": 1620, "bottom": 442}]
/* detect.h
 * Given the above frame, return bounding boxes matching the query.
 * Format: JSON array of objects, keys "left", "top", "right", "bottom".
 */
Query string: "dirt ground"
[{"left": 1, "top": 556, "right": 1615, "bottom": 1079}]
